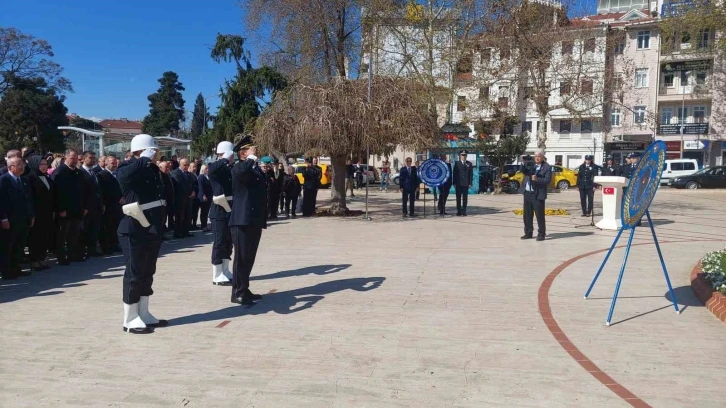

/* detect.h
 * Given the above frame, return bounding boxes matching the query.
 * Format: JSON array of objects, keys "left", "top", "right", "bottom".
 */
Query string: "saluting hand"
[
  {"left": 248, "top": 146, "right": 257, "bottom": 157},
  {"left": 119, "top": 197, "right": 126, "bottom": 205}
]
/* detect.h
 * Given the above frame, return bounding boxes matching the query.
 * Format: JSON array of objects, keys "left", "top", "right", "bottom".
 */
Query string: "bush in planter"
[{"left": 701, "top": 248, "right": 726, "bottom": 295}]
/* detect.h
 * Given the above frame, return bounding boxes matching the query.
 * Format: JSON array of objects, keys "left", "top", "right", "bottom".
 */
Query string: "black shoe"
[
  {"left": 402, "top": 214, "right": 408, "bottom": 218},
  {"left": 123, "top": 327, "right": 154, "bottom": 334},
  {"left": 462, "top": 212, "right": 468, "bottom": 217},
  {"left": 409, "top": 213, "right": 417, "bottom": 218},
  {"left": 147, "top": 320, "right": 168, "bottom": 328},
  {"left": 231, "top": 295, "right": 256, "bottom": 306},
  {"left": 292, "top": 214, "right": 297, "bottom": 219},
  {"left": 245, "top": 289, "right": 263, "bottom": 301},
  {"left": 521, "top": 235, "right": 533, "bottom": 240},
  {"left": 456, "top": 212, "right": 462, "bottom": 216},
  {"left": 443, "top": 212, "right": 450, "bottom": 215},
  {"left": 536, "top": 235, "right": 545, "bottom": 241},
  {"left": 213, "top": 281, "right": 232, "bottom": 286},
  {"left": 581, "top": 213, "right": 588, "bottom": 217}
]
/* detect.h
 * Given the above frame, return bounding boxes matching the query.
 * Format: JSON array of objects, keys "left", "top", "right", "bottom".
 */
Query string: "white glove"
[
  {"left": 222, "top": 150, "right": 234, "bottom": 160},
  {"left": 140, "top": 148, "right": 157, "bottom": 159}
]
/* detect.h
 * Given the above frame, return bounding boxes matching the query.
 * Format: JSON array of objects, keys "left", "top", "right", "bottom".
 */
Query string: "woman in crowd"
[
  {"left": 47, "top": 157, "right": 63, "bottom": 176},
  {"left": 380, "top": 160, "right": 390, "bottom": 192},
  {"left": 24, "top": 156, "right": 56, "bottom": 271}
]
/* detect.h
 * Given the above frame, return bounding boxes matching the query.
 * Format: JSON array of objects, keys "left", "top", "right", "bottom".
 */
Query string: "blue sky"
[{"left": 3, "top": 0, "right": 599, "bottom": 122}]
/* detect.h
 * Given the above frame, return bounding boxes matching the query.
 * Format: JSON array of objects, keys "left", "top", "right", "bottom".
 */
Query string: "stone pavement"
[{"left": 1, "top": 188, "right": 725, "bottom": 407}]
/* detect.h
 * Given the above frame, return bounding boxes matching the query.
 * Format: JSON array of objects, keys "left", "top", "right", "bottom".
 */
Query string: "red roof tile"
[{"left": 99, "top": 119, "right": 143, "bottom": 131}]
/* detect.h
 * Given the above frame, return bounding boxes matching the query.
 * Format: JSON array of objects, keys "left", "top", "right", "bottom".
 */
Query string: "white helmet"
[
  {"left": 130, "top": 134, "right": 158, "bottom": 152},
  {"left": 216, "top": 141, "right": 234, "bottom": 154}
]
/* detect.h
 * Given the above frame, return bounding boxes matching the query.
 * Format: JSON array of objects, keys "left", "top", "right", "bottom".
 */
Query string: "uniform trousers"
[
  {"left": 523, "top": 191, "right": 546, "bottom": 237},
  {"left": 56, "top": 218, "right": 82, "bottom": 262},
  {"left": 83, "top": 209, "right": 102, "bottom": 254},
  {"left": 0, "top": 222, "right": 29, "bottom": 278},
  {"left": 437, "top": 185, "right": 450, "bottom": 214},
  {"left": 455, "top": 185, "right": 468, "bottom": 214},
  {"left": 302, "top": 188, "right": 317, "bottom": 216},
  {"left": 579, "top": 188, "right": 594, "bottom": 215},
  {"left": 231, "top": 225, "right": 262, "bottom": 298},
  {"left": 119, "top": 230, "right": 162, "bottom": 304},
  {"left": 211, "top": 217, "right": 233, "bottom": 265}
]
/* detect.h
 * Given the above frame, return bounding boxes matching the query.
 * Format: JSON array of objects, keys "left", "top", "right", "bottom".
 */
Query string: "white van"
[{"left": 662, "top": 159, "right": 698, "bottom": 185}]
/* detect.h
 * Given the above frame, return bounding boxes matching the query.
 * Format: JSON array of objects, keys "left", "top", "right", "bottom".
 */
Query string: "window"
[
  {"left": 698, "top": 29, "right": 710, "bottom": 49},
  {"left": 635, "top": 69, "right": 649, "bottom": 88},
  {"left": 634, "top": 105, "right": 646, "bottom": 124},
  {"left": 670, "top": 162, "right": 684, "bottom": 171},
  {"left": 498, "top": 97, "right": 509, "bottom": 108},
  {"left": 559, "top": 120, "right": 572, "bottom": 133},
  {"left": 584, "top": 38, "right": 596, "bottom": 53},
  {"left": 581, "top": 119, "right": 593, "bottom": 133},
  {"left": 457, "top": 95, "right": 467, "bottom": 112},
  {"left": 680, "top": 70, "right": 690, "bottom": 86},
  {"left": 680, "top": 31, "right": 691, "bottom": 48},
  {"left": 580, "top": 79, "right": 593, "bottom": 94},
  {"left": 523, "top": 121, "right": 533, "bottom": 133},
  {"left": 481, "top": 48, "right": 492, "bottom": 64},
  {"left": 694, "top": 106, "right": 706, "bottom": 123},
  {"left": 614, "top": 40, "right": 625, "bottom": 54},
  {"left": 684, "top": 162, "right": 696, "bottom": 171},
  {"left": 637, "top": 31, "right": 650, "bottom": 49},
  {"left": 522, "top": 86, "right": 534, "bottom": 100},
  {"left": 696, "top": 71, "right": 707, "bottom": 85},
  {"left": 677, "top": 107, "right": 688, "bottom": 123},
  {"left": 479, "top": 86, "right": 489, "bottom": 100},
  {"left": 562, "top": 40, "right": 574, "bottom": 55},
  {"left": 500, "top": 46, "right": 511, "bottom": 60},
  {"left": 560, "top": 81, "right": 571, "bottom": 95},
  {"left": 661, "top": 108, "right": 673, "bottom": 125},
  {"left": 664, "top": 72, "right": 674, "bottom": 87},
  {"left": 611, "top": 108, "right": 622, "bottom": 127}
]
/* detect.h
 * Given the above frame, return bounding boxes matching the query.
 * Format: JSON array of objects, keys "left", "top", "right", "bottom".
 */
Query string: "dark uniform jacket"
[
  {"left": 97, "top": 169, "right": 123, "bottom": 216},
  {"left": 453, "top": 160, "right": 474, "bottom": 187},
  {"left": 399, "top": 166, "right": 418, "bottom": 192},
  {"left": 51, "top": 163, "right": 86, "bottom": 219},
  {"left": 576, "top": 164, "right": 598, "bottom": 190},
  {"left": 302, "top": 166, "right": 321, "bottom": 190},
  {"left": 207, "top": 158, "right": 233, "bottom": 220},
  {"left": 116, "top": 157, "right": 166, "bottom": 235},
  {"left": 518, "top": 162, "right": 553, "bottom": 201},
  {"left": 0, "top": 172, "right": 34, "bottom": 225},
  {"left": 229, "top": 158, "right": 268, "bottom": 229},
  {"left": 283, "top": 174, "right": 301, "bottom": 197},
  {"left": 601, "top": 164, "right": 619, "bottom": 176},
  {"left": 620, "top": 163, "right": 637, "bottom": 179}
]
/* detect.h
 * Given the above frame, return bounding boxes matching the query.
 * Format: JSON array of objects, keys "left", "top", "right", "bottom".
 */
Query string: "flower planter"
[{"left": 690, "top": 260, "right": 726, "bottom": 324}]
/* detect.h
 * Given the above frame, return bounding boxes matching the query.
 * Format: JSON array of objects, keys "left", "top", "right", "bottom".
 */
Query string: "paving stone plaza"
[{"left": 1, "top": 189, "right": 725, "bottom": 407}]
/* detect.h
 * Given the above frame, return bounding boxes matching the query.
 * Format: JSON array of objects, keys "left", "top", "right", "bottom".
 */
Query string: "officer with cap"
[
  {"left": 229, "top": 135, "right": 268, "bottom": 305},
  {"left": 117, "top": 134, "right": 168, "bottom": 334},
  {"left": 207, "top": 141, "right": 235, "bottom": 286},
  {"left": 576, "top": 155, "right": 598, "bottom": 217},
  {"left": 453, "top": 150, "right": 473, "bottom": 216},
  {"left": 601, "top": 156, "right": 619, "bottom": 176},
  {"left": 620, "top": 152, "right": 640, "bottom": 179}
]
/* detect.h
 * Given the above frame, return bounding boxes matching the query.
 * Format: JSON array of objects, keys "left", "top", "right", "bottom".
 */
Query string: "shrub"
[{"left": 701, "top": 248, "right": 726, "bottom": 295}]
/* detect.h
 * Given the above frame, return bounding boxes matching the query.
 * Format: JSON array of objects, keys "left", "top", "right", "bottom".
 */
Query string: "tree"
[
  {"left": 190, "top": 93, "right": 209, "bottom": 139},
  {"left": 0, "top": 27, "right": 73, "bottom": 95},
  {"left": 142, "top": 71, "right": 186, "bottom": 136},
  {"left": 0, "top": 75, "right": 69, "bottom": 152},
  {"left": 253, "top": 77, "right": 439, "bottom": 214},
  {"left": 473, "top": 109, "right": 528, "bottom": 193},
  {"left": 70, "top": 115, "right": 100, "bottom": 131}
]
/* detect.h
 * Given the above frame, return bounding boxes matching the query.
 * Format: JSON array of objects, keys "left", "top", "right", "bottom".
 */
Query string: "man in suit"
[
  {"left": 399, "top": 157, "right": 418, "bottom": 217},
  {"left": 80, "top": 151, "right": 104, "bottom": 257},
  {"left": 519, "top": 151, "right": 552, "bottom": 241},
  {"left": 52, "top": 149, "right": 87, "bottom": 265},
  {"left": 453, "top": 150, "right": 474, "bottom": 216},
  {"left": 158, "top": 161, "right": 175, "bottom": 235},
  {"left": 301, "top": 158, "right": 320, "bottom": 217},
  {"left": 188, "top": 161, "right": 200, "bottom": 231},
  {"left": 117, "top": 134, "right": 168, "bottom": 334},
  {"left": 0, "top": 157, "right": 34, "bottom": 280},
  {"left": 97, "top": 155, "right": 124, "bottom": 254},
  {"left": 437, "top": 154, "right": 452, "bottom": 216},
  {"left": 0, "top": 149, "right": 21, "bottom": 176},
  {"left": 208, "top": 141, "right": 235, "bottom": 286},
  {"left": 229, "top": 136, "right": 268, "bottom": 305},
  {"left": 171, "top": 159, "right": 194, "bottom": 238},
  {"left": 576, "top": 155, "right": 598, "bottom": 217}
]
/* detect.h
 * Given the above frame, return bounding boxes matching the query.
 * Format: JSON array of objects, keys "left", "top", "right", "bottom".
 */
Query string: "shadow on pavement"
[
  {"left": 251, "top": 264, "right": 351, "bottom": 281},
  {"left": 167, "top": 276, "right": 385, "bottom": 327},
  {"left": 546, "top": 231, "right": 594, "bottom": 240}
]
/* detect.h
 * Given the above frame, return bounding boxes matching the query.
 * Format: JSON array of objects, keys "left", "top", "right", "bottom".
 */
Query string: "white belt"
[
  {"left": 225, "top": 196, "right": 233, "bottom": 201},
  {"left": 139, "top": 200, "right": 166, "bottom": 210}
]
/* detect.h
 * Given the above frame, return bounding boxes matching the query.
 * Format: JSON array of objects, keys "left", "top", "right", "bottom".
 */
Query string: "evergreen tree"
[
  {"left": 190, "top": 92, "right": 208, "bottom": 139},
  {"left": 142, "top": 71, "right": 185, "bottom": 136}
]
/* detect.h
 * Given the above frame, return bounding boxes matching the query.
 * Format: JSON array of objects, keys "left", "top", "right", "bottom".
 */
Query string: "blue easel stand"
[{"left": 584, "top": 209, "right": 679, "bottom": 326}]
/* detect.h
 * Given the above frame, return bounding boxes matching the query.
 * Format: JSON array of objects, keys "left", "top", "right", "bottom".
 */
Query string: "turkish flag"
[{"left": 603, "top": 187, "right": 615, "bottom": 195}]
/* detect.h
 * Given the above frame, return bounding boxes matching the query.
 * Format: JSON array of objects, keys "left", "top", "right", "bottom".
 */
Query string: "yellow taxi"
[
  {"left": 293, "top": 163, "right": 332, "bottom": 188},
  {"left": 503, "top": 165, "right": 578, "bottom": 190}
]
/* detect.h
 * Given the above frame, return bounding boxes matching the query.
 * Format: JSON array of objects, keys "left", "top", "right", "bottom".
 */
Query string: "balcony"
[
  {"left": 657, "top": 123, "right": 709, "bottom": 135},
  {"left": 658, "top": 85, "right": 710, "bottom": 102}
]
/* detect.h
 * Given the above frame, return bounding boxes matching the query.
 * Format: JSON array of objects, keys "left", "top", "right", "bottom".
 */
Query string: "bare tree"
[
  {"left": 253, "top": 77, "right": 439, "bottom": 214},
  {"left": 0, "top": 27, "right": 72, "bottom": 94}
]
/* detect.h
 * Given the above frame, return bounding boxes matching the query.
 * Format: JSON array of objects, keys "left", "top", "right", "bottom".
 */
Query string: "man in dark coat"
[
  {"left": 283, "top": 165, "right": 302, "bottom": 218},
  {"left": 0, "top": 157, "right": 35, "bottom": 279},
  {"left": 453, "top": 150, "right": 474, "bottom": 216},
  {"left": 301, "top": 158, "right": 321, "bottom": 217},
  {"left": 188, "top": 161, "right": 200, "bottom": 231},
  {"left": 268, "top": 161, "right": 284, "bottom": 219},
  {"left": 399, "top": 157, "right": 418, "bottom": 217},
  {"left": 97, "top": 155, "right": 124, "bottom": 254},
  {"left": 158, "top": 161, "right": 175, "bottom": 235},
  {"left": 117, "top": 134, "right": 168, "bottom": 334},
  {"left": 24, "top": 155, "right": 55, "bottom": 271},
  {"left": 208, "top": 141, "right": 235, "bottom": 286},
  {"left": 576, "top": 155, "right": 598, "bottom": 217},
  {"left": 80, "top": 151, "right": 104, "bottom": 257},
  {"left": 51, "top": 149, "right": 87, "bottom": 265},
  {"left": 229, "top": 139, "right": 268, "bottom": 305},
  {"left": 170, "top": 158, "right": 194, "bottom": 238},
  {"left": 437, "top": 154, "right": 452, "bottom": 216},
  {"left": 519, "top": 151, "right": 552, "bottom": 241}
]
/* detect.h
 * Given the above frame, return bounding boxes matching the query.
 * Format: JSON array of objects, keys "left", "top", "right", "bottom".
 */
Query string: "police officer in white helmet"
[
  {"left": 117, "top": 134, "right": 168, "bottom": 334},
  {"left": 207, "top": 141, "right": 235, "bottom": 286}
]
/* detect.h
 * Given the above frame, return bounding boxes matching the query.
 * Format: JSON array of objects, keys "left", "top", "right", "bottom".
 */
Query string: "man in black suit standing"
[
  {"left": 453, "top": 150, "right": 473, "bottom": 216},
  {"left": 399, "top": 157, "right": 418, "bottom": 217},
  {"left": 0, "top": 157, "right": 34, "bottom": 280},
  {"left": 80, "top": 151, "right": 104, "bottom": 257},
  {"left": 301, "top": 158, "right": 320, "bottom": 217},
  {"left": 158, "top": 161, "right": 175, "bottom": 235},
  {"left": 171, "top": 158, "right": 194, "bottom": 238},
  {"left": 229, "top": 136, "right": 268, "bottom": 305},
  {"left": 437, "top": 154, "right": 452, "bottom": 216},
  {"left": 97, "top": 155, "right": 124, "bottom": 254},
  {"left": 52, "top": 149, "right": 87, "bottom": 265},
  {"left": 519, "top": 151, "right": 552, "bottom": 241}
]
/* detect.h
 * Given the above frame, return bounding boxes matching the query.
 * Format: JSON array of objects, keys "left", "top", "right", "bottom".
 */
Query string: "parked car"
[
  {"left": 669, "top": 166, "right": 726, "bottom": 189},
  {"left": 293, "top": 163, "right": 332, "bottom": 188},
  {"left": 478, "top": 165, "right": 498, "bottom": 193},
  {"left": 661, "top": 159, "right": 699, "bottom": 185},
  {"left": 503, "top": 164, "right": 522, "bottom": 177},
  {"left": 503, "top": 165, "right": 578, "bottom": 191}
]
